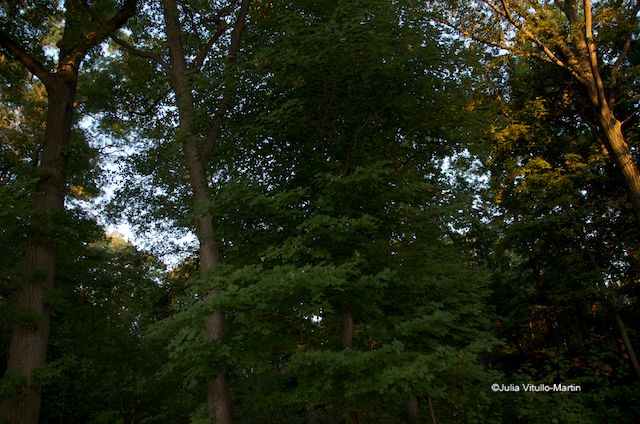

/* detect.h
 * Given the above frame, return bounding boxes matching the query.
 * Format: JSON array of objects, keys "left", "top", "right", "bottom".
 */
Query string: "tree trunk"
[
  {"left": 181, "top": 108, "right": 233, "bottom": 424},
  {"left": 428, "top": 398, "right": 438, "bottom": 424},
  {"left": 341, "top": 311, "right": 359, "bottom": 424},
  {"left": 160, "top": 2, "right": 233, "bottom": 421},
  {"left": 406, "top": 396, "right": 419, "bottom": 422},
  {"left": 342, "top": 311, "right": 354, "bottom": 349},
  {"left": 196, "top": 198, "right": 232, "bottom": 424},
  {"left": 1, "top": 80, "right": 76, "bottom": 424},
  {"left": 597, "top": 108, "right": 640, "bottom": 222},
  {"left": 613, "top": 309, "right": 640, "bottom": 379}
]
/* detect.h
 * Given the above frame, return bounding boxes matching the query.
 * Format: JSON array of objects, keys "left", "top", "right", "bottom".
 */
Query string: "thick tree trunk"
[
  {"left": 182, "top": 115, "right": 233, "bottom": 424},
  {"left": 1, "top": 80, "right": 76, "bottom": 424},
  {"left": 195, "top": 190, "right": 232, "bottom": 424},
  {"left": 578, "top": 6, "right": 640, "bottom": 223},
  {"left": 597, "top": 109, "right": 640, "bottom": 222}
]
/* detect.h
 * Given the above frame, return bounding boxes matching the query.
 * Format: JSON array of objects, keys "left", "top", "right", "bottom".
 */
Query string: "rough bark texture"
[
  {"left": 1, "top": 65, "right": 77, "bottom": 424},
  {"left": 0, "top": 3, "right": 137, "bottom": 422},
  {"left": 597, "top": 109, "right": 640, "bottom": 222},
  {"left": 579, "top": 0, "right": 640, "bottom": 222},
  {"left": 470, "top": 0, "right": 640, "bottom": 223}
]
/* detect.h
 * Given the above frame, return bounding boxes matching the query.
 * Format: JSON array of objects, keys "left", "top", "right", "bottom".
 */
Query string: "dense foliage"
[{"left": 1, "top": 1, "right": 638, "bottom": 423}]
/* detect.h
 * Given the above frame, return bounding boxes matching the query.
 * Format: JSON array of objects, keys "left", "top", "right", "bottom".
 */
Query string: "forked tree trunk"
[
  {"left": 160, "top": 0, "right": 242, "bottom": 420},
  {"left": 580, "top": 0, "right": 640, "bottom": 223},
  {"left": 1, "top": 79, "right": 76, "bottom": 424},
  {"left": 0, "top": 3, "right": 136, "bottom": 422}
]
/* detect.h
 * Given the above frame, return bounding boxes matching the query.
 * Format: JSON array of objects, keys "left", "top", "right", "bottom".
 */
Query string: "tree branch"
[
  {"left": 124, "top": 87, "right": 171, "bottom": 116},
  {"left": 583, "top": 0, "right": 609, "bottom": 107},
  {"left": 0, "top": 28, "right": 54, "bottom": 85},
  {"left": 104, "top": 0, "right": 138, "bottom": 33},
  {"left": 80, "top": 0, "right": 139, "bottom": 46},
  {"left": 432, "top": 16, "right": 511, "bottom": 52},
  {"left": 189, "top": 20, "right": 228, "bottom": 71},
  {"left": 480, "top": 0, "right": 586, "bottom": 83},
  {"left": 609, "top": 0, "right": 640, "bottom": 106},
  {"left": 111, "top": 32, "right": 170, "bottom": 74}
]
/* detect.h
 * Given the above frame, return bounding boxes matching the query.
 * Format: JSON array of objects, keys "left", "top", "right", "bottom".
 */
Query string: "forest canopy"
[{"left": 1, "top": 1, "right": 639, "bottom": 423}]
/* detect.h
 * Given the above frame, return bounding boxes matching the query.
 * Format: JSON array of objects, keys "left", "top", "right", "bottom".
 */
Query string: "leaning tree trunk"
[
  {"left": 597, "top": 107, "right": 640, "bottom": 222},
  {"left": 580, "top": 0, "right": 640, "bottom": 223},
  {"left": 1, "top": 78, "right": 76, "bottom": 424}
]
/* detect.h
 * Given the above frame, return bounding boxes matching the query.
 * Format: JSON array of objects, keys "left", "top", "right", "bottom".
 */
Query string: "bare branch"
[
  {"left": 481, "top": 0, "right": 586, "bottom": 82},
  {"left": 621, "top": 111, "right": 638, "bottom": 126},
  {"left": 432, "top": 16, "right": 511, "bottom": 52},
  {"left": 583, "top": 0, "right": 609, "bottom": 106},
  {"left": 495, "top": 1, "right": 567, "bottom": 66}
]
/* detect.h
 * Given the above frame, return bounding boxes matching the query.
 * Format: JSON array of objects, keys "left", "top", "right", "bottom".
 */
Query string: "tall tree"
[
  {"left": 0, "top": 1, "right": 137, "bottom": 422},
  {"left": 171, "top": 1, "right": 498, "bottom": 422},
  {"left": 108, "top": 0, "right": 252, "bottom": 421},
  {"left": 484, "top": 57, "right": 640, "bottom": 422},
  {"left": 430, "top": 0, "right": 640, "bottom": 221}
]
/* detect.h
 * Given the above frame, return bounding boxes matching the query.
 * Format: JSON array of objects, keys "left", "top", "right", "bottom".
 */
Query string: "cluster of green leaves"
[
  {"left": 141, "top": 2, "right": 499, "bottom": 422},
  {"left": 483, "top": 55, "right": 640, "bottom": 422},
  {"left": 2, "top": 0, "right": 638, "bottom": 423}
]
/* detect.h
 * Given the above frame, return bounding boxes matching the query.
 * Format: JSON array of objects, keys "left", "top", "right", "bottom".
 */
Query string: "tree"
[
  {"left": 430, "top": 0, "right": 640, "bottom": 222},
  {"left": 158, "top": 1, "right": 498, "bottom": 422},
  {"left": 484, "top": 57, "right": 640, "bottom": 422},
  {"left": 0, "top": 1, "right": 138, "bottom": 422},
  {"left": 105, "top": 0, "right": 253, "bottom": 421}
]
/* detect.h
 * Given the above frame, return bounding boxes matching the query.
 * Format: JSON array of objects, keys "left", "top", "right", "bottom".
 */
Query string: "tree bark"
[
  {"left": 428, "top": 398, "right": 438, "bottom": 424},
  {"left": 341, "top": 311, "right": 359, "bottom": 424},
  {"left": 0, "top": 3, "right": 136, "bottom": 421},
  {"left": 1, "top": 78, "right": 76, "bottom": 424},
  {"left": 406, "top": 396, "right": 419, "bottom": 422},
  {"left": 596, "top": 108, "right": 640, "bottom": 222},
  {"left": 613, "top": 309, "right": 640, "bottom": 379},
  {"left": 159, "top": 0, "right": 251, "bottom": 421},
  {"left": 579, "top": 0, "right": 640, "bottom": 222}
]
